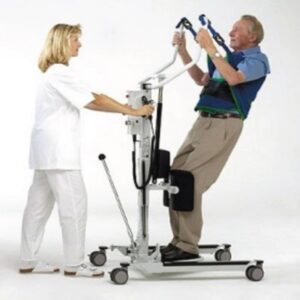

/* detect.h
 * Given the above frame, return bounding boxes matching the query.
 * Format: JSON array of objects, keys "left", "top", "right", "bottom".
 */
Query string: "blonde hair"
[
  {"left": 241, "top": 15, "right": 264, "bottom": 44},
  {"left": 38, "top": 24, "right": 81, "bottom": 72}
]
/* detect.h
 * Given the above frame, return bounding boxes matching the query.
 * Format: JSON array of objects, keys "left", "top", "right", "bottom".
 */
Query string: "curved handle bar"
[
  {"left": 138, "top": 24, "right": 184, "bottom": 85},
  {"left": 139, "top": 16, "right": 214, "bottom": 90},
  {"left": 149, "top": 48, "right": 201, "bottom": 89}
]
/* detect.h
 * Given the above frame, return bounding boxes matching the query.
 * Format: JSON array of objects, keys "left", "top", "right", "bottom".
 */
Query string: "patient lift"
[{"left": 89, "top": 15, "right": 264, "bottom": 284}]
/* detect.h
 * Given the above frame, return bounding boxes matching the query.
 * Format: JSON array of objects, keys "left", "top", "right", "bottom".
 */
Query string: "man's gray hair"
[{"left": 242, "top": 15, "right": 264, "bottom": 44}]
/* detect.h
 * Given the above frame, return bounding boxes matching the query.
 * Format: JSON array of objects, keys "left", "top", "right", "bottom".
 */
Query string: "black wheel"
[
  {"left": 89, "top": 251, "right": 107, "bottom": 266},
  {"left": 110, "top": 268, "right": 129, "bottom": 285},
  {"left": 246, "top": 266, "right": 264, "bottom": 281},
  {"left": 215, "top": 249, "right": 232, "bottom": 261}
]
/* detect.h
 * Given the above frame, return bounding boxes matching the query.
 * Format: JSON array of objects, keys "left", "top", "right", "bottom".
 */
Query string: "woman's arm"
[{"left": 85, "top": 93, "right": 154, "bottom": 117}]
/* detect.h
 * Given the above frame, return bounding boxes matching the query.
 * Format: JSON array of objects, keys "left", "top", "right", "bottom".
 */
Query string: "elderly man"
[{"left": 162, "top": 15, "right": 270, "bottom": 261}]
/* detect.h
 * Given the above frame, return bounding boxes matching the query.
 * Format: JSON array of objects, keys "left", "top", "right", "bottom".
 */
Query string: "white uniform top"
[{"left": 29, "top": 64, "right": 94, "bottom": 170}]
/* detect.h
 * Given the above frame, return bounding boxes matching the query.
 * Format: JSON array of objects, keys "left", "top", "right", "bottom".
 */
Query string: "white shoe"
[
  {"left": 64, "top": 264, "right": 104, "bottom": 277},
  {"left": 19, "top": 261, "right": 60, "bottom": 274}
]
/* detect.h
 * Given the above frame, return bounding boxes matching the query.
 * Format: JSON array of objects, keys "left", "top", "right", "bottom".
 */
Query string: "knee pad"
[
  {"left": 164, "top": 169, "right": 194, "bottom": 211},
  {"left": 155, "top": 149, "right": 170, "bottom": 180}
]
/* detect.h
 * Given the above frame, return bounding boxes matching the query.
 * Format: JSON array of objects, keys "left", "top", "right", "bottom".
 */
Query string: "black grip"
[{"left": 98, "top": 154, "right": 106, "bottom": 161}]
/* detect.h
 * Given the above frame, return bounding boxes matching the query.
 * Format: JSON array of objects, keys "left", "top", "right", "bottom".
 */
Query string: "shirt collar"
[{"left": 239, "top": 46, "right": 261, "bottom": 55}]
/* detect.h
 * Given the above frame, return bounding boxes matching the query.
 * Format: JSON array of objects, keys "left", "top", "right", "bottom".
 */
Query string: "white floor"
[{"left": 1, "top": 208, "right": 300, "bottom": 300}]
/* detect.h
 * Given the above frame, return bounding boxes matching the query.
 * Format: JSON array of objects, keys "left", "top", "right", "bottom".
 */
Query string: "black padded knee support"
[
  {"left": 156, "top": 150, "right": 170, "bottom": 180},
  {"left": 163, "top": 169, "right": 194, "bottom": 211}
]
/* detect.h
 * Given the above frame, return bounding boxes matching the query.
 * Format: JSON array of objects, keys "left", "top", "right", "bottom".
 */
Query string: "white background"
[{"left": 0, "top": 0, "right": 300, "bottom": 299}]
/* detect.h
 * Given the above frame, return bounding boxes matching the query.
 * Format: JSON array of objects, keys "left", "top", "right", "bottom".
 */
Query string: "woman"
[{"left": 20, "top": 24, "right": 154, "bottom": 277}]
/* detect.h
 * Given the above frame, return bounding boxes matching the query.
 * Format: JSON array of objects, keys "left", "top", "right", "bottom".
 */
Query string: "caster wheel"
[
  {"left": 89, "top": 250, "right": 107, "bottom": 266},
  {"left": 110, "top": 268, "right": 129, "bottom": 285},
  {"left": 246, "top": 266, "right": 264, "bottom": 281},
  {"left": 215, "top": 249, "right": 232, "bottom": 261}
]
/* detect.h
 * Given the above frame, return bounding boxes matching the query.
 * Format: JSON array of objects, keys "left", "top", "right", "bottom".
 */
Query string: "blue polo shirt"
[{"left": 213, "top": 46, "right": 270, "bottom": 82}]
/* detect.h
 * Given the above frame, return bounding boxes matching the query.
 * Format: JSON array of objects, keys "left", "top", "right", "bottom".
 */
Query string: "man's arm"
[
  {"left": 173, "top": 32, "right": 207, "bottom": 86},
  {"left": 85, "top": 93, "right": 154, "bottom": 117},
  {"left": 196, "top": 29, "right": 246, "bottom": 86},
  {"left": 206, "top": 49, "right": 246, "bottom": 86}
]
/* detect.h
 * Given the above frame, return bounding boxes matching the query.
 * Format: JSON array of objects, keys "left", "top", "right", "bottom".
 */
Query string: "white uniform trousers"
[{"left": 20, "top": 170, "right": 87, "bottom": 267}]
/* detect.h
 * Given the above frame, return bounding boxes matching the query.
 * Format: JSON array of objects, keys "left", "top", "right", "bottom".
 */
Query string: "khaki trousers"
[{"left": 169, "top": 115, "right": 243, "bottom": 254}]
